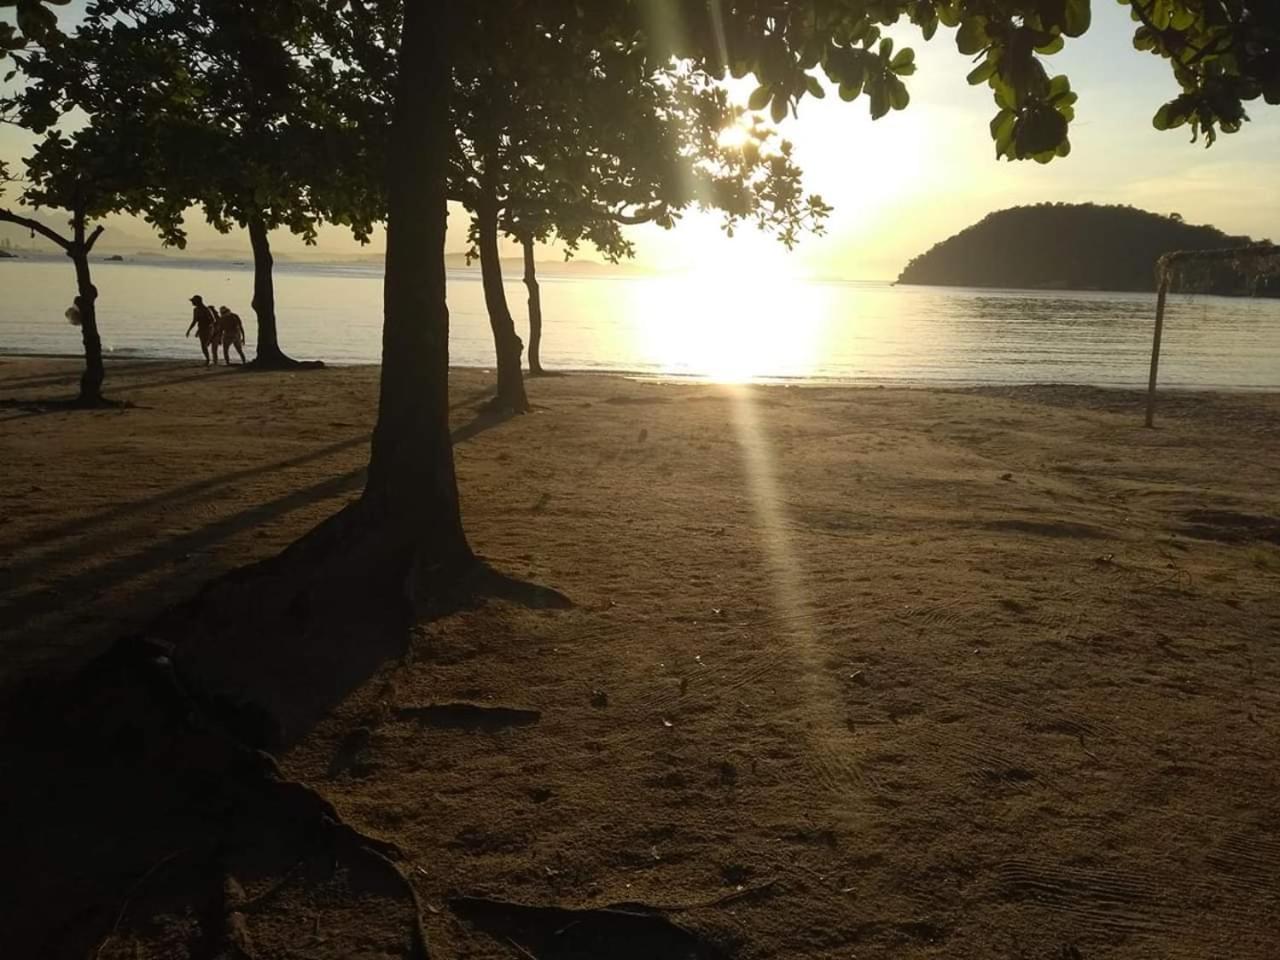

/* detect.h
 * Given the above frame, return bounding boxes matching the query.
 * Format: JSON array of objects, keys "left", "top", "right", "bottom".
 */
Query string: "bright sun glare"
[
  {"left": 632, "top": 256, "right": 831, "bottom": 383},
  {"left": 716, "top": 121, "right": 751, "bottom": 150}
]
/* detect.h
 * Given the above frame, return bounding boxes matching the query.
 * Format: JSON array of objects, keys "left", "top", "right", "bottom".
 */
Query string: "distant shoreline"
[{"left": 899, "top": 276, "right": 1280, "bottom": 300}]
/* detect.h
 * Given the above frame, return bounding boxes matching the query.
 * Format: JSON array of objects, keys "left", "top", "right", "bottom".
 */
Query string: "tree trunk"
[
  {"left": 247, "top": 216, "right": 298, "bottom": 368},
  {"left": 361, "top": 0, "right": 471, "bottom": 573},
  {"left": 70, "top": 213, "right": 104, "bottom": 405},
  {"left": 522, "top": 235, "right": 544, "bottom": 376},
  {"left": 476, "top": 199, "right": 529, "bottom": 411}
]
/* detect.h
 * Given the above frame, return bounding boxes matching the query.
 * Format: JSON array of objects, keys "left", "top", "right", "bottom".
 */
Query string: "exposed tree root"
[
  {"left": 448, "top": 895, "right": 730, "bottom": 960},
  {"left": 6, "top": 588, "right": 433, "bottom": 957},
  {"left": 395, "top": 702, "right": 542, "bottom": 730},
  {"left": 5, "top": 475, "right": 569, "bottom": 956},
  {"left": 340, "top": 838, "right": 432, "bottom": 960},
  {"left": 93, "top": 849, "right": 192, "bottom": 960},
  {"left": 216, "top": 871, "right": 258, "bottom": 960},
  {"left": 245, "top": 355, "right": 326, "bottom": 372}
]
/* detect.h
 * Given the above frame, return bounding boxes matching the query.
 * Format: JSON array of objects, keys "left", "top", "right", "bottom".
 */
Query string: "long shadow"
[
  {"left": 4, "top": 403, "right": 525, "bottom": 633},
  {"left": 12, "top": 396, "right": 512, "bottom": 557},
  {"left": 450, "top": 405, "right": 518, "bottom": 443},
  {"left": 0, "top": 466, "right": 368, "bottom": 634},
  {"left": 0, "top": 398, "right": 132, "bottom": 421},
  {"left": 0, "top": 392, "right": 565, "bottom": 957},
  {"left": 0, "top": 359, "right": 192, "bottom": 390},
  {"left": 0, "top": 368, "right": 243, "bottom": 409},
  {"left": 7, "top": 433, "right": 372, "bottom": 554},
  {"left": 449, "top": 384, "right": 500, "bottom": 411}
]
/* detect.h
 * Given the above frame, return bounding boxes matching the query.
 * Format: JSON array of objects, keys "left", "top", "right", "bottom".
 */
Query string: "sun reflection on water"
[{"left": 629, "top": 266, "right": 833, "bottom": 382}]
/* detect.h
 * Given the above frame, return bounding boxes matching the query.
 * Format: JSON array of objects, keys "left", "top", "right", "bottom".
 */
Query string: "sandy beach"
[{"left": 3, "top": 355, "right": 1279, "bottom": 958}]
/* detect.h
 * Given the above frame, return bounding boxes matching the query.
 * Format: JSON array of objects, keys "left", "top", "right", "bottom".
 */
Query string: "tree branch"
[
  {"left": 85, "top": 224, "right": 106, "bottom": 252},
  {"left": 607, "top": 202, "right": 666, "bottom": 226},
  {"left": 0, "top": 207, "right": 70, "bottom": 250}
]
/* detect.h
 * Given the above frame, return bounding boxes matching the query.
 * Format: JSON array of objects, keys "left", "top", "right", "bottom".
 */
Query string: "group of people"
[{"left": 186, "top": 294, "right": 247, "bottom": 365}]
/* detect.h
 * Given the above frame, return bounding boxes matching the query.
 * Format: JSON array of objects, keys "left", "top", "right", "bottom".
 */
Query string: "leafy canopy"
[
  {"left": 394, "top": 8, "right": 827, "bottom": 268},
  {"left": 7, "top": 0, "right": 383, "bottom": 247},
  {"left": 591, "top": 1, "right": 1275, "bottom": 162}
]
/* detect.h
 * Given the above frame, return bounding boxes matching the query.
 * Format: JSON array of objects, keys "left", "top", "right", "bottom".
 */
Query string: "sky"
[{"left": 2, "top": 2, "right": 1278, "bottom": 280}]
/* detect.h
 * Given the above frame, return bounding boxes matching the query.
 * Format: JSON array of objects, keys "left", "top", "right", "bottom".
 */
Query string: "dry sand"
[{"left": 2, "top": 355, "right": 1279, "bottom": 958}]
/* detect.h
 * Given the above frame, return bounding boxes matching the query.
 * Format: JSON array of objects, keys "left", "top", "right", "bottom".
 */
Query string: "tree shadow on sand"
[
  {"left": 1, "top": 544, "right": 572, "bottom": 957},
  {"left": 0, "top": 401, "right": 563, "bottom": 958},
  {"left": 0, "top": 395, "right": 133, "bottom": 415},
  {"left": 0, "top": 359, "right": 191, "bottom": 390}
]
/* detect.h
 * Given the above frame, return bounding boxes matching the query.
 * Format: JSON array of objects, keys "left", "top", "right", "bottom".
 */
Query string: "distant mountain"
[
  {"left": 897, "top": 203, "right": 1274, "bottom": 295},
  {"left": 0, "top": 210, "right": 161, "bottom": 253}
]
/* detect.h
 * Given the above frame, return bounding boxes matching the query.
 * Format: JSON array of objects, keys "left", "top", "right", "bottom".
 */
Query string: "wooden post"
[{"left": 1145, "top": 269, "right": 1169, "bottom": 428}]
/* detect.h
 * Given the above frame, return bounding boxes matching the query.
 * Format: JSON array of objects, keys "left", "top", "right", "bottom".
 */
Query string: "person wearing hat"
[
  {"left": 216, "top": 305, "right": 247, "bottom": 365},
  {"left": 185, "top": 294, "right": 220, "bottom": 365}
]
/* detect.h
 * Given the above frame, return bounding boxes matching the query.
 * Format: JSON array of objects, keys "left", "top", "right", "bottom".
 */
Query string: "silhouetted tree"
[
  {"left": 501, "top": 109, "right": 830, "bottom": 377},
  {"left": 47, "top": 0, "right": 384, "bottom": 369},
  {"left": 0, "top": 138, "right": 113, "bottom": 403},
  {"left": 1, "top": 31, "right": 173, "bottom": 403},
  {"left": 451, "top": 11, "right": 831, "bottom": 405}
]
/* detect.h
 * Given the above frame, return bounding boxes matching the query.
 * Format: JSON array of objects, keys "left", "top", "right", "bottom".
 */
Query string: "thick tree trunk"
[
  {"left": 522, "top": 235, "right": 544, "bottom": 376},
  {"left": 476, "top": 199, "right": 529, "bottom": 411},
  {"left": 247, "top": 216, "right": 298, "bottom": 368},
  {"left": 361, "top": 0, "right": 471, "bottom": 574},
  {"left": 70, "top": 252, "right": 104, "bottom": 403},
  {"left": 167, "top": 0, "right": 468, "bottom": 688},
  {"left": 70, "top": 214, "right": 104, "bottom": 404}
]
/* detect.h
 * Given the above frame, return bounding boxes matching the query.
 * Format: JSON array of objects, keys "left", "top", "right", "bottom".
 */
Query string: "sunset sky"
[{"left": 3, "top": 1, "right": 1278, "bottom": 280}]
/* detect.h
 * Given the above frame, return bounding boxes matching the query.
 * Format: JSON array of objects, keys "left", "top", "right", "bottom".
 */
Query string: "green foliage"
[
  {"left": 0, "top": 0, "right": 69, "bottom": 58},
  {"left": 603, "top": 1, "right": 1274, "bottom": 161},
  {"left": 446, "top": 8, "right": 830, "bottom": 270},
  {"left": 4, "top": 0, "right": 1275, "bottom": 263},
  {"left": 1129, "top": 0, "right": 1279, "bottom": 145},
  {"left": 896, "top": 202, "right": 1270, "bottom": 292},
  {"left": 5, "top": 0, "right": 383, "bottom": 250}
]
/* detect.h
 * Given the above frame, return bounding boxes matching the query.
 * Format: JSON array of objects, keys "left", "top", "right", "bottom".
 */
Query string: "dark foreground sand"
[{"left": 2, "top": 356, "right": 1279, "bottom": 958}]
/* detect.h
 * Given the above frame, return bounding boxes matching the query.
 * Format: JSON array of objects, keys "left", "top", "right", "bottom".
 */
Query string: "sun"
[
  {"left": 628, "top": 246, "right": 829, "bottom": 383},
  {"left": 717, "top": 119, "right": 752, "bottom": 150}
]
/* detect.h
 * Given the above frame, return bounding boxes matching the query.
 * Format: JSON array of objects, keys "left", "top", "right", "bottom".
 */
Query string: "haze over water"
[{"left": 3, "top": 256, "right": 1279, "bottom": 390}]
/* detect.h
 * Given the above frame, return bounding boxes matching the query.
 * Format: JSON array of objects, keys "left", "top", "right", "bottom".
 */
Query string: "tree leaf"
[
  {"left": 888, "top": 76, "right": 910, "bottom": 111},
  {"left": 956, "top": 18, "right": 988, "bottom": 56},
  {"left": 1063, "top": 0, "right": 1091, "bottom": 37},
  {"left": 967, "top": 58, "right": 997, "bottom": 85},
  {"left": 770, "top": 93, "right": 788, "bottom": 123}
]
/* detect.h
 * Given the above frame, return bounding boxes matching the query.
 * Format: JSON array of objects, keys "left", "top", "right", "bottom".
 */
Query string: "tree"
[
  {"left": 50, "top": 0, "right": 384, "bottom": 369},
  {"left": 449, "top": 11, "right": 831, "bottom": 405},
  {"left": 0, "top": 21, "right": 173, "bottom": 403},
  {"left": 502, "top": 105, "right": 831, "bottom": 377},
  {"left": 0, "top": 136, "right": 114, "bottom": 403},
  {"left": 1136, "top": 1, "right": 1279, "bottom": 143}
]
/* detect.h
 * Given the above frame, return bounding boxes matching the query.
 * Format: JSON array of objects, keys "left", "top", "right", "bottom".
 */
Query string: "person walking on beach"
[
  {"left": 216, "top": 305, "right": 247, "bottom": 365},
  {"left": 186, "top": 295, "right": 219, "bottom": 365}
]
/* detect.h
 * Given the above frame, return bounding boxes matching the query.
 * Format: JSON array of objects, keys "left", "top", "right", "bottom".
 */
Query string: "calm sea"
[{"left": 2, "top": 255, "right": 1278, "bottom": 389}]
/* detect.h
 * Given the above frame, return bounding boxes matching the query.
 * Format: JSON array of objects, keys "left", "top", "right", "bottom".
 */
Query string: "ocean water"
[{"left": 2, "top": 254, "right": 1279, "bottom": 389}]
